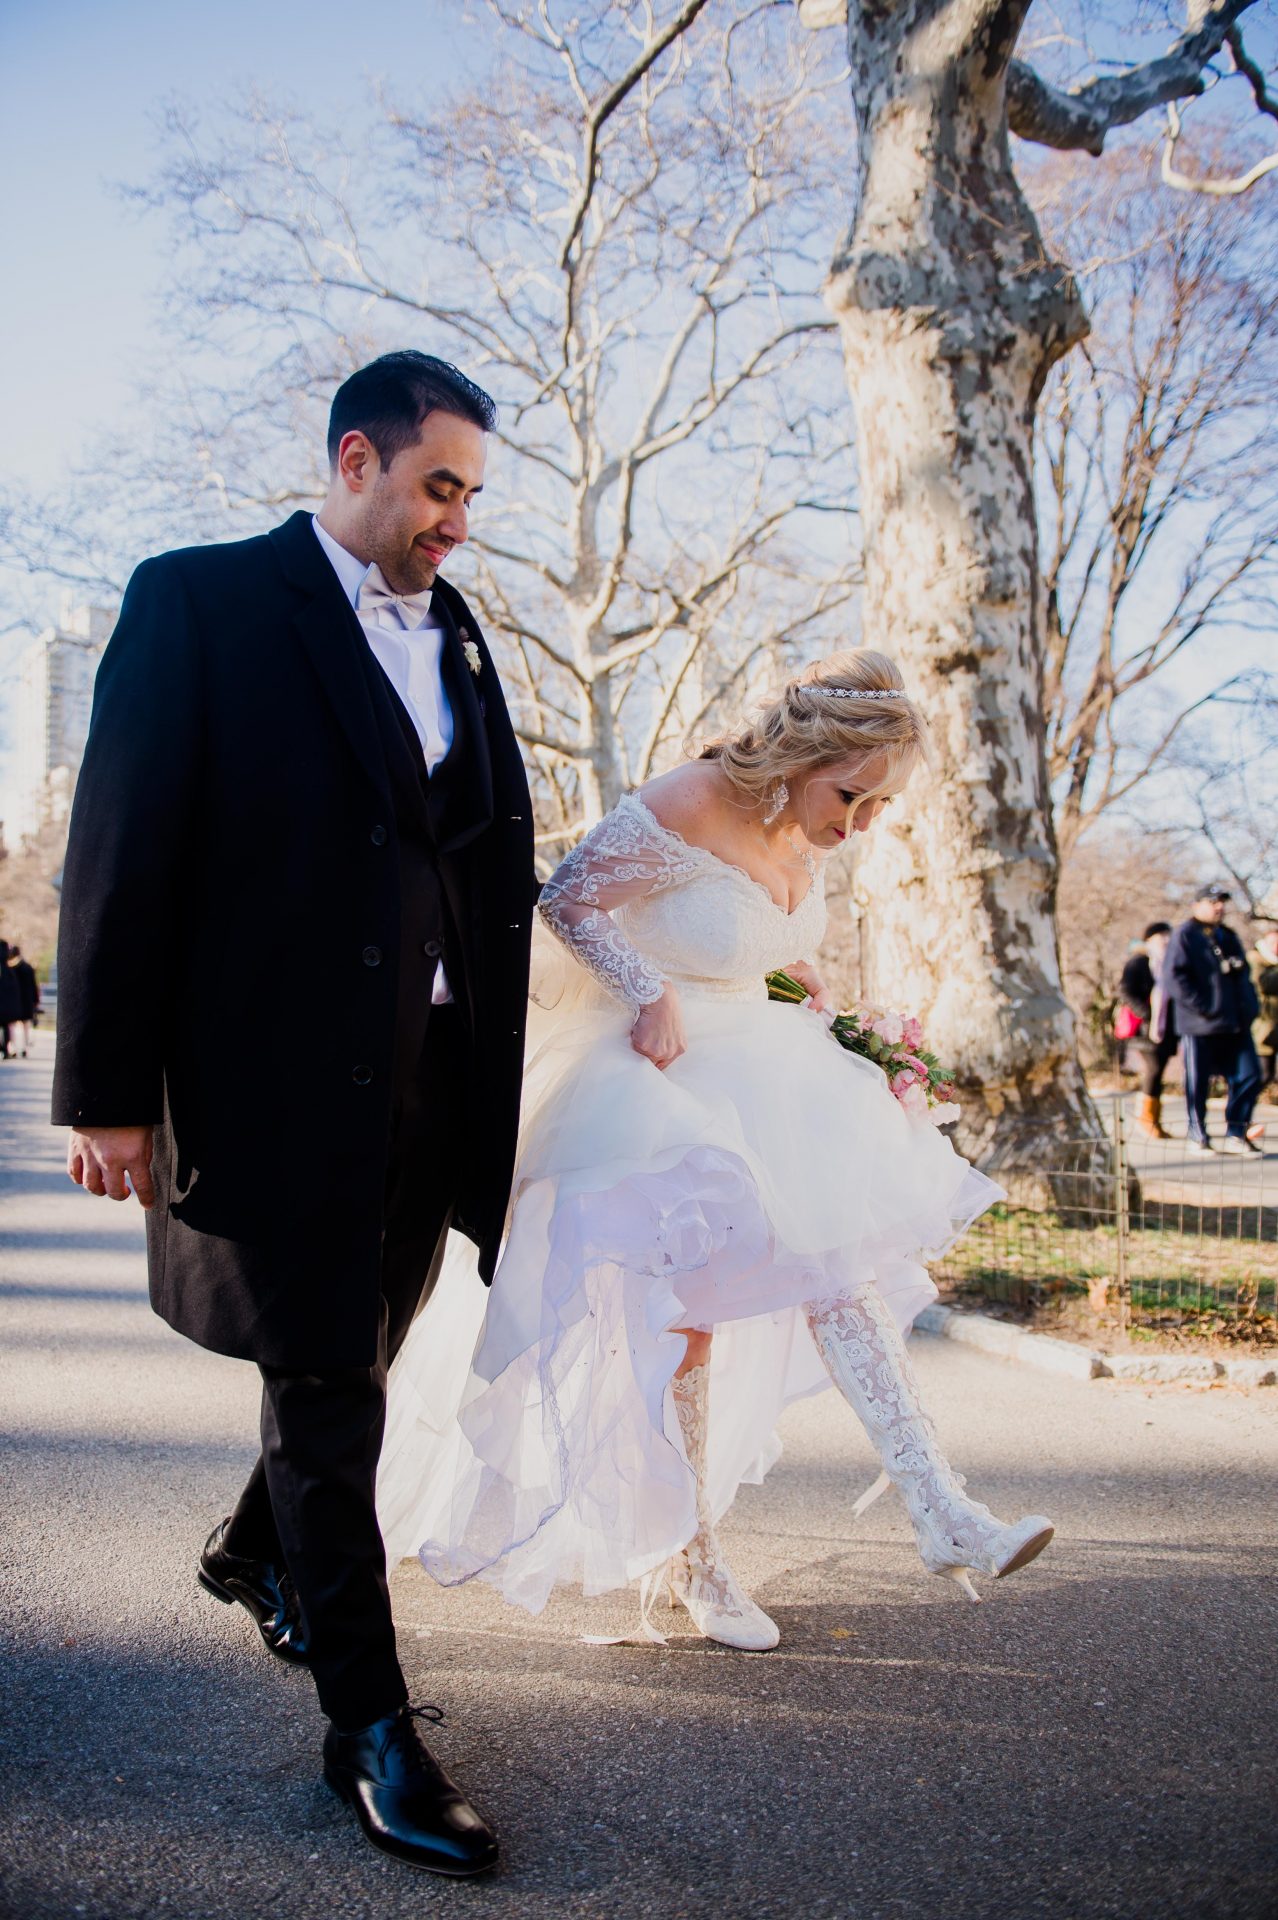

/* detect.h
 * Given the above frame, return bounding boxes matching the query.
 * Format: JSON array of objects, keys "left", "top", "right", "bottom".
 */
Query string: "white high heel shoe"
[
  {"left": 667, "top": 1364, "right": 779, "bottom": 1650},
  {"left": 806, "top": 1290, "right": 1054, "bottom": 1602}
]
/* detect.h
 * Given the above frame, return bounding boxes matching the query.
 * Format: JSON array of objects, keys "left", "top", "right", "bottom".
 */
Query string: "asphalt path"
[
  {"left": 1111, "top": 1087, "right": 1278, "bottom": 1209},
  {"left": 3, "top": 1047, "right": 1278, "bottom": 1920}
]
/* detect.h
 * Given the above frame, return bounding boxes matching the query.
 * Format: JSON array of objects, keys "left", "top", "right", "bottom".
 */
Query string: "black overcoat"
[
  {"left": 12, "top": 959, "right": 39, "bottom": 1021},
  {"left": 53, "top": 511, "right": 535, "bottom": 1368},
  {"left": 0, "top": 950, "right": 18, "bottom": 1025}
]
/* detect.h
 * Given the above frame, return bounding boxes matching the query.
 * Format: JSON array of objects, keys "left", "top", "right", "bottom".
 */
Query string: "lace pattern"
[
  {"left": 538, "top": 800, "right": 705, "bottom": 1009},
  {"left": 806, "top": 1289, "right": 1028, "bottom": 1576},
  {"left": 538, "top": 792, "right": 827, "bottom": 1011},
  {"left": 668, "top": 1363, "right": 777, "bottom": 1645}
]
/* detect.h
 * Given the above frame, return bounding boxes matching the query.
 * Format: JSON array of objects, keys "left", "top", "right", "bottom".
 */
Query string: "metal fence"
[{"left": 930, "top": 1093, "right": 1278, "bottom": 1348}]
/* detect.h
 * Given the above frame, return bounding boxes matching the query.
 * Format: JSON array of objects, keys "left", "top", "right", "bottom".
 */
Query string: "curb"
[{"left": 913, "top": 1304, "right": 1277, "bottom": 1387}]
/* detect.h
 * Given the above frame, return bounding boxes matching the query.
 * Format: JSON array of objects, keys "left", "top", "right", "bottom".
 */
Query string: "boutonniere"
[{"left": 463, "top": 640, "right": 482, "bottom": 676}]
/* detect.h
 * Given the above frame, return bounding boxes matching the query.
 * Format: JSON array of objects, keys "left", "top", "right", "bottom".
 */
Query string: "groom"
[{"left": 53, "top": 353, "right": 535, "bottom": 1876}]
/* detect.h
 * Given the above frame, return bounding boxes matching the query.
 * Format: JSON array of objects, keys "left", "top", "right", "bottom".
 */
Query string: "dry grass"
[{"left": 933, "top": 1202, "right": 1278, "bottom": 1349}]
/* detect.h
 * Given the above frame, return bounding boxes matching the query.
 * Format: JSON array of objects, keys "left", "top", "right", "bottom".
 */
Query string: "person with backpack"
[{"left": 1160, "top": 886, "right": 1262, "bottom": 1155}]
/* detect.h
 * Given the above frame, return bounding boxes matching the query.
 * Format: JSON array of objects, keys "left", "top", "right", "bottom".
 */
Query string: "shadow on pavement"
[
  {"left": 0, "top": 1280, "right": 150, "bottom": 1305},
  {"left": 0, "top": 1427, "right": 255, "bottom": 1475},
  {"left": 4, "top": 1555, "right": 1276, "bottom": 1920},
  {"left": 2, "top": 1227, "right": 154, "bottom": 1257}
]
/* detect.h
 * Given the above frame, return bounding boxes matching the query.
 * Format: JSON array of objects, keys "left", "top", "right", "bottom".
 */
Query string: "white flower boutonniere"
[{"left": 463, "top": 640, "right": 482, "bottom": 676}]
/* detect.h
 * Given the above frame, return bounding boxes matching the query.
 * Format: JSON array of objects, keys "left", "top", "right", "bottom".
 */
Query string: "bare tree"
[
  {"left": 1035, "top": 143, "right": 1278, "bottom": 860},
  {"left": 799, "top": 0, "right": 1276, "bottom": 1146},
  {"left": 1164, "top": 674, "right": 1278, "bottom": 916},
  {"left": 1054, "top": 830, "right": 1200, "bottom": 1070},
  {"left": 5, "top": 2, "right": 858, "bottom": 850},
  {"left": 0, "top": 811, "right": 69, "bottom": 974}
]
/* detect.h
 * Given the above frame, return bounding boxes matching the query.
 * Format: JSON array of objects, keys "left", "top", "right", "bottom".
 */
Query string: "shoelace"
[{"left": 379, "top": 1703, "right": 446, "bottom": 1777}]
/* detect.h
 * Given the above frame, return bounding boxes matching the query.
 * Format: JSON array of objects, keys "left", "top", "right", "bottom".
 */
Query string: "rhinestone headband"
[{"left": 808, "top": 686, "right": 905, "bottom": 701}]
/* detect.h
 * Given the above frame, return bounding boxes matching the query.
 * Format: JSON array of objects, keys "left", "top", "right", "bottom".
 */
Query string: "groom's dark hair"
[{"left": 327, "top": 352, "right": 497, "bottom": 470}]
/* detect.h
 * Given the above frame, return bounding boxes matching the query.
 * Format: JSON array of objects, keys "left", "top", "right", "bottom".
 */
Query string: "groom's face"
[{"left": 349, "top": 410, "right": 487, "bottom": 593}]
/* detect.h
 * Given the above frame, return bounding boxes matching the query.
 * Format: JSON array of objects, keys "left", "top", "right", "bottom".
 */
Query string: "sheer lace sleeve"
[{"left": 538, "top": 796, "right": 703, "bottom": 1011}]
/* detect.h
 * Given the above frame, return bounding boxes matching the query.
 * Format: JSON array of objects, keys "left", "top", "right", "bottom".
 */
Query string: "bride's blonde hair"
[{"left": 697, "top": 649, "right": 932, "bottom": 826}]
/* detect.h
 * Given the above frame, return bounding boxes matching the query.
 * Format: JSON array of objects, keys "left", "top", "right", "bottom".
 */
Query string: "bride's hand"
[
  {"left": 630, "top": 987, "right": 687, "bottom": 1070},
  {"left": 787, "top": 961, "right": 834, "bottom": 1015}
]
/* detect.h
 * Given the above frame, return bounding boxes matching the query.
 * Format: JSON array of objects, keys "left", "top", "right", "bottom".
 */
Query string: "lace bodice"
[{"left": 539, "top": 792, "right": 827, "bottom": 1009}]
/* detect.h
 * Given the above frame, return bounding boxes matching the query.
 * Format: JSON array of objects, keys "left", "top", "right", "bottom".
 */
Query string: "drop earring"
[{"left": 762, "top": 779, "right": 789, "bottom": 827}]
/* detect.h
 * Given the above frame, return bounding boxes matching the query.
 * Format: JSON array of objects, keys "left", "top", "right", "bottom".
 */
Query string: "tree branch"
[
  {"left": 1227, "top": 24, "right": 1278, "bottom": 122},
  {"left": 1005, "top": 1, "right": 1261, "bottom": 156},
  {"left": 557, "top": 0, "right": 716, "bottom": 271},
  {"left": 1161, "top": 99, "right": 1278, "bottom": 195}
]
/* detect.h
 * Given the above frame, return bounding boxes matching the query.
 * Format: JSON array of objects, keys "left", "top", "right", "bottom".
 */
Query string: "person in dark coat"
[
  {"left": 0, "top": 940, "right": 20, "bottom": 1059},
  {"left": 54, "top": 353, "right": 535, "bottom": 1877},
  {"left": 7, "top": 944, "right": 40, "bottom": 1056},
  {"left": 1161, "top": 884, "right": 1262, "bottom": 1155},
  {"left": 1117, "top": 921, "right": 1175, "bottom": 1139},
  {"left": 1249, "top": 928, "right": 1278, "bottom": 1095}
]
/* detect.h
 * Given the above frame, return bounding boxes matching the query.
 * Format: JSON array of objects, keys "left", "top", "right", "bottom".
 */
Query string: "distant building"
[{"left": 8, "top": 599, "right": 114, "bottom": 848}]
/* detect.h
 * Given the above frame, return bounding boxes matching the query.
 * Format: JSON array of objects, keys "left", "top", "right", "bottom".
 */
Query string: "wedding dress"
[{"left": 377, "top": 792, "right": 1022, "bottom": 1620}]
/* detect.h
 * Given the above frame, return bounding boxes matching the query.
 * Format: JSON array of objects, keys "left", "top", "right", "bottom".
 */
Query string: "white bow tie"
[{"left": 356, "top": 564, "right": 436, "bottom": 628}]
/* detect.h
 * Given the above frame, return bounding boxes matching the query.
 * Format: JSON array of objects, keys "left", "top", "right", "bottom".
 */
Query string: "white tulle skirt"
[{"left": 377, "top": 990, "right": 1001, "bottom": 1613}]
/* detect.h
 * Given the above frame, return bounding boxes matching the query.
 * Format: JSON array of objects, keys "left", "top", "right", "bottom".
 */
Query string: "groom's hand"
[{"left": 68, "top": 1125, "right": 156, "bottom": 1209}]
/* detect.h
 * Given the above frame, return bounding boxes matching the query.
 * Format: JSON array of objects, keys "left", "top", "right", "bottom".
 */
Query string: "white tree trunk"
[{"left": 828, "top": 0, "right": 1097, "bottom": 1142}]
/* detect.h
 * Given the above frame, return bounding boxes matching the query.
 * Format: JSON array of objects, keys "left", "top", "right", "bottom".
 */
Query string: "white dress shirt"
[
  {"left": 312, "top": 515, "right": 455, "bottom": 1005},
  {"left": 311, "top": 516, "right": 454, "bottom": 771}
]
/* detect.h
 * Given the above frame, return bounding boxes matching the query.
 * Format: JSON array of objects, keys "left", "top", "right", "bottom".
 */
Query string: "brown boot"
[{"left": 1137, "top": 1095, "right": 1170, "bottom": 1140}]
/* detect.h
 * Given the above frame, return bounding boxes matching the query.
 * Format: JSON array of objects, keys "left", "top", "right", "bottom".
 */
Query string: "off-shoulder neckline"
[{"left": 624, "top": 791, "right": 818, "bottom": 920}]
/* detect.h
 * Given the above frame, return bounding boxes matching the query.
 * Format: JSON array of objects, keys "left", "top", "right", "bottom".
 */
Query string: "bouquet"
[{"left": 765, "top": 970, "right": 959, "bottom": 1124}]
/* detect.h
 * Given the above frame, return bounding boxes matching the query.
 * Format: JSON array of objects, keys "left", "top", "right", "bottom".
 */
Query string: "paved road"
[
  {"left": 3, "top": 1048, "right": 1278, "bottom": 1920},
  {"left": 1108, "top": 1087, "right": 1277, "bottom": 1210}
]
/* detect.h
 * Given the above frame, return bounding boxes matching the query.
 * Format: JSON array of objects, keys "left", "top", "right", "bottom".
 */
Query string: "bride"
[{"left": 377, "top": 649, "right": 1053, "bottom": 1650}]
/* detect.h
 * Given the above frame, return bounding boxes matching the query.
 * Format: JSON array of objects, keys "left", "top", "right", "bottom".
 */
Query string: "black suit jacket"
[{"left": 53, "top": 510, "right": 535, "bottom": 1368}]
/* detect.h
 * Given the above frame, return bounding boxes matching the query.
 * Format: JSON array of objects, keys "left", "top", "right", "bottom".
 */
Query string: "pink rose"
[{"left": 871, "top": 1011, "right": 904, "bottom": 1046}]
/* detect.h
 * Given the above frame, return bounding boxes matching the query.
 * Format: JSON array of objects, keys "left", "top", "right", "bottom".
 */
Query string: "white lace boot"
[
  {"left": 668, "top": 1364, "right": 779, "bottom": 1650},
  {"left": 806, "top": 1290, "right": 1054, "bottom": 1601}
]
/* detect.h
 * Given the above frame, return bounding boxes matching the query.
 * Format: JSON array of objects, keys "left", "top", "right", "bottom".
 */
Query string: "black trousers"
[
  {"left": 225, "top": 1007, "right": 464, "bottom": 1729},
  {"left": 1127, "top": 1031, "right": 1179, "bottom": 1099}
]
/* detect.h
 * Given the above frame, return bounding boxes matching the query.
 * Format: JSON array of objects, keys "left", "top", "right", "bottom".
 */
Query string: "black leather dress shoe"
[
  {"left": 323, "top": 1705, "right": 499, "bottom": 1877},
  {"left": 197, "top": 1520, "right": 310, "bottom": 1666}
]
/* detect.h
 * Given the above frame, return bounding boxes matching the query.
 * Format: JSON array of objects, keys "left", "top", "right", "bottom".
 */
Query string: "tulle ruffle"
[{"left": 377, "top": 995, "right": 1002, "bottom": 1613}]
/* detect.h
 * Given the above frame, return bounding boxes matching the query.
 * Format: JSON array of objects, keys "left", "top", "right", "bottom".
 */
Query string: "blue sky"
[
  {"left": 0, "top": 0, "right": 471, "bottom": 814},
  {"left": 0, "top": 0, "right": 468, "bottom": 493},
  {"left": 0, "top": 0, "right": 1273, "bottom": 859}
]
